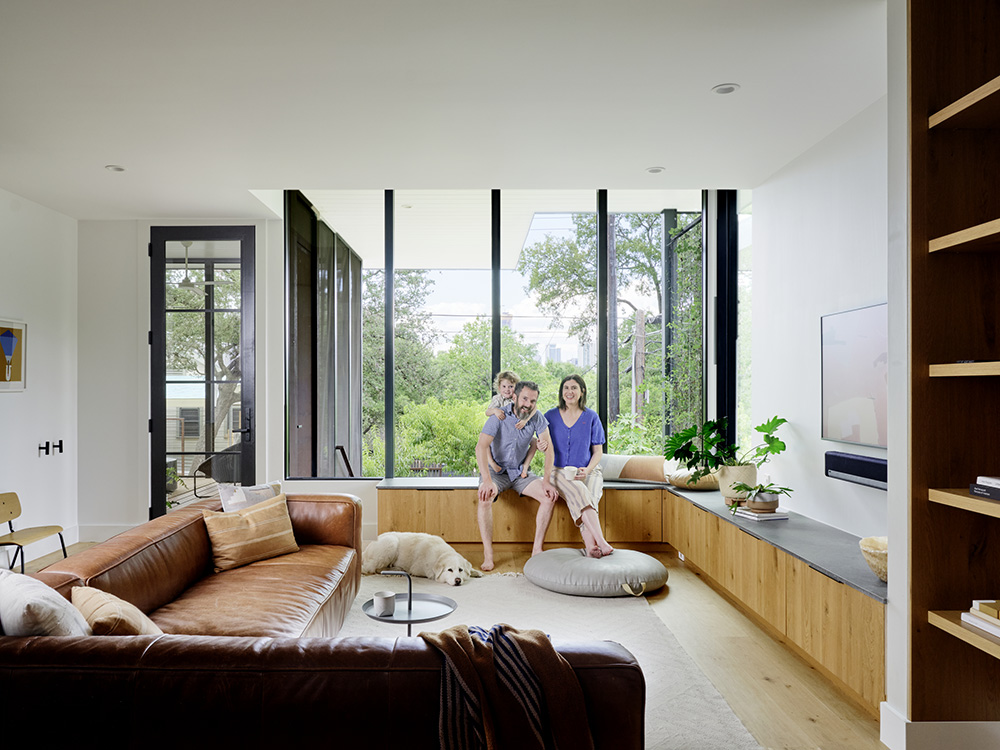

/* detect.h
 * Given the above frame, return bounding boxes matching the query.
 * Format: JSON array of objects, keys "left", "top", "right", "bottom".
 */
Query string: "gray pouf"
[{"left": 523, "top": 548, "right": 668, "bottom": 597}]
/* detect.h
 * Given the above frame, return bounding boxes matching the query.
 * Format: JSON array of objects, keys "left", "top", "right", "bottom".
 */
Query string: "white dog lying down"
[{"left": 362, "top": 532, "right": 482, "bottom": 586}]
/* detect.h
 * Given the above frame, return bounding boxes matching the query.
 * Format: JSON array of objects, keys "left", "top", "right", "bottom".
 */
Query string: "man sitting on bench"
[{"left": 475, "top": 380, "right": 557, "bottom": 571}]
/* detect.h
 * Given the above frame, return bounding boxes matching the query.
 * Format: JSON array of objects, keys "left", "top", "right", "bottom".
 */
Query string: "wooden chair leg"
[{"left": 58, "top": 532, "right": 67, "bottom": 558}]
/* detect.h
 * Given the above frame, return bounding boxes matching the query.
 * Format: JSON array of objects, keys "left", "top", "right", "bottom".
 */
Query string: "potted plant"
[
  {"left": 665, "top": 416, "right": 788, "bottom": 501},
  {"left": 727, "top": 481, "right": 793, "bottom": 514}
]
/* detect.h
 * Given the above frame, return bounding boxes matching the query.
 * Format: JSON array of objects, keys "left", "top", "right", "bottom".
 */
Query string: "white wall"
[
  {"left": 77, "top": 221, "right": 146, "bottom": 539},
  {"left": 76, "top": 219, "right": 279, "bottom": 541},
  {"left": 753, "top": 97, "right": 888, "bottom": 538},
  {"left": 0, "top": 188, "right": 79, "bottom": 563}
]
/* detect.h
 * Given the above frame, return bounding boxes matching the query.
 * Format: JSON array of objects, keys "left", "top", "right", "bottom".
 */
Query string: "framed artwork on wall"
[{"left": 0, "top": 320, "right": 26, "bottom": 392}]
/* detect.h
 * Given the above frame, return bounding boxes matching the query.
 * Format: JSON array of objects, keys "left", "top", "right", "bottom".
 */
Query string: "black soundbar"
[{"left": 824, "top": 451, "right": 887, "bottom": 490}]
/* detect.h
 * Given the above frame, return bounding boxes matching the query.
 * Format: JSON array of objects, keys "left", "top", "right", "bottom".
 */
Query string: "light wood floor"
[
  {"left": 26, "top": 542, "right": 884, "bottom": 749},
  {"left": 452, "top": 543, "right": 884, "bottom": 750}
]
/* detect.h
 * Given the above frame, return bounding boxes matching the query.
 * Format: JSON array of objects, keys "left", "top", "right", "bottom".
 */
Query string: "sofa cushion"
[
  {"left": 38, "top": 502, "right": 220, "bottom": 614},
  {"left": 0, "top": 570, "right": 92, "bottom": 636},
  {"left": 149, "top": 545, "right": 357, "bottom": 637},
  {"left": 203, "top": 494, "right": 299, "bottom": 572},
  {"left": 71, "top": 586, "right": 163, "bottom": 636}
]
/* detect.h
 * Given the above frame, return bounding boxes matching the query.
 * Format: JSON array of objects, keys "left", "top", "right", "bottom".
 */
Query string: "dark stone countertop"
[{"left": 667, "top": 486, "right": 887, "bottom": 603}]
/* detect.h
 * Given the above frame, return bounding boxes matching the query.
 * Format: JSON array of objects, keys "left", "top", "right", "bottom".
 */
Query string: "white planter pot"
[{"left": 716, "top": 464, "right": 757, "bottom": 499}]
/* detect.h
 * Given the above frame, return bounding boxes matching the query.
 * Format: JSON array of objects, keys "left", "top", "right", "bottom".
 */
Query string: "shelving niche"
[{"left": 911, "top": 0, "right": 1000, "bottom": 722}]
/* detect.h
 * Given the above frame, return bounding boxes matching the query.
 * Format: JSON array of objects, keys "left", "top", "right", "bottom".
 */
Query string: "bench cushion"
[{"left": 524, "top": 548, "right": 668, "bottom": 597}]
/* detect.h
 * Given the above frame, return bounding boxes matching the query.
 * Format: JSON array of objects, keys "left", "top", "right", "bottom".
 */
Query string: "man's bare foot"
[
  {"left": 588, "top": 546, "right": 603, "bottom": 558},
  {"left": 481, "top": 560, "right": 495, "bottom": 572},
  {"left": 599, "top": 543, "right": 614, "bottom": 556},
  {"left": 531, "top": 547, "right": 545, "bottom": 557}
]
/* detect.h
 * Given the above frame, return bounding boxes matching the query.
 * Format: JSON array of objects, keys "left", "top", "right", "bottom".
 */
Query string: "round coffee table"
[{"left": 362, "top": 570, "right": 457, "bottom": 636}]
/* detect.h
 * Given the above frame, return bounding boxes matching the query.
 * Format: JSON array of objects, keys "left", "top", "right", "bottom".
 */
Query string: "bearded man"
[{"left": 475, "top": 380, "right": 557, "bottom": 571}]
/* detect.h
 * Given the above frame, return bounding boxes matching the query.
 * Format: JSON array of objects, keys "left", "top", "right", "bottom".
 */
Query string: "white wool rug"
[{"left": 338, "top": 572, "right": 761, "bottom": 750}]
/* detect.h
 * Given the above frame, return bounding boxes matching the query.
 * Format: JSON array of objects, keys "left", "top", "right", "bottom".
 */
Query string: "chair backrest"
[{"left": 0, "top": 492, "right": 22, "bottom": 524}]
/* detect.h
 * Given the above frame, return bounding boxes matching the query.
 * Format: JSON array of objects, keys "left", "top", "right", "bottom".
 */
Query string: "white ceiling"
[{"left": 0, "top": 0, "right": 886, "bottom": 222}]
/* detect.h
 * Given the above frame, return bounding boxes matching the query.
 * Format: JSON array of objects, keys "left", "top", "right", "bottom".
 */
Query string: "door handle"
[{"left": 233, "top": 407, "right": 252, "bottom": 442}]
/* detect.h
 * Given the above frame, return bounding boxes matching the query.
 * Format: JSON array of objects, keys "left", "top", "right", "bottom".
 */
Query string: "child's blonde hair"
[{"left": 493, "top": 370, "right": 520, "bottom": 392}]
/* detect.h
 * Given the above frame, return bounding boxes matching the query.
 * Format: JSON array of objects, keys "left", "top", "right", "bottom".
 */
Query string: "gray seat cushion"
[{"left": 523, "top": 548, "right": 668, "bottom": 597}]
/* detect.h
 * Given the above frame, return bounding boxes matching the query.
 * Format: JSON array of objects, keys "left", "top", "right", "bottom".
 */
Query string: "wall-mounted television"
[{"left": 821, "top": 303, "right": 888, "bottom": 449}]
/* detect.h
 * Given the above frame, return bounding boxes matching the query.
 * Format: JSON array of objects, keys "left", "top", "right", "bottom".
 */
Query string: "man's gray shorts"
[{"left": 482, "top": 466, "right": 539, "bottom": 500}]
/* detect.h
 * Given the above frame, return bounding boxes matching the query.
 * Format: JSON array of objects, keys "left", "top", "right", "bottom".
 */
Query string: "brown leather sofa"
[
  {"left": 36, "top": 492, "right": 363, "bottom": 637},
  {"left": 0, "top": 493, "right": 645, "bottom": 748}
]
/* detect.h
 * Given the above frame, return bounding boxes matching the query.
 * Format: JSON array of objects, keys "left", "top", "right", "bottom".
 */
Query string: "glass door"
[{"left": 150, "top": 226, "right": 255, "bottom": 517}]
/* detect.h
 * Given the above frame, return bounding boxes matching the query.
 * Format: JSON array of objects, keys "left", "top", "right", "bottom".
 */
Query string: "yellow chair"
[{"left": 0, "top": 492, "right": 67, "bottom": 574}]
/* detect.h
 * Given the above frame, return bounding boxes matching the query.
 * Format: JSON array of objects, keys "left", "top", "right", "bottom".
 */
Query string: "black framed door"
[{"left": 150, "top": 226, "right": 255, "bottom": 518}]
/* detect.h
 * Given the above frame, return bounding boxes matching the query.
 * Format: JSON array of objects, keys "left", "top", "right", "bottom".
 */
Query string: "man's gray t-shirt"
[{"left": 481, "top": 405, "right": 549, "bottom": 480}]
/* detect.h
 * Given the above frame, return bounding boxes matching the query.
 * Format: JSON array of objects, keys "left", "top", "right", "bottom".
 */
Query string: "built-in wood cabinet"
[
  {"left": 663, "top": 491, "right": 884, "bottom": 715},
  {"left": 910, "top": 0, "right": 1000, "bottom": 721}
]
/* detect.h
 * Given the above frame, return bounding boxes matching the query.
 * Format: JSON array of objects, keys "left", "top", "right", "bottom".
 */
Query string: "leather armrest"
[{"left": 285, "top": 493, "right": 362, "bottom": 552}]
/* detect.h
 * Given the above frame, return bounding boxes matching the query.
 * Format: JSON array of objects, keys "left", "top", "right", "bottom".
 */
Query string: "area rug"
[{"left": 338, "top": 572, "right": 761, "bottom": 750}]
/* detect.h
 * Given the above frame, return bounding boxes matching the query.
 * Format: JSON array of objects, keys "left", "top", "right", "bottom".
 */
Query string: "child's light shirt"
[{"left": 488, "top": 393, "right": 514, "bottom": 411}]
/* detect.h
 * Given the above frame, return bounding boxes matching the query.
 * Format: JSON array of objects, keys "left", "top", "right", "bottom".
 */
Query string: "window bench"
[
  {"left": 375, "top": 477, "right": 887, "bottom": 715},
  {"left": 376, "top": 477, "right": 669, "bottom": 546}
]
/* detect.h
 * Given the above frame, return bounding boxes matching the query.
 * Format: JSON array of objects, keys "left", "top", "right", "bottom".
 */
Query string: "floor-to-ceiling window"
[
  {"left": 391, "top": 190, "right": 492, "bottom": 478},
  {"left": 606, "top": 191, "right": 703, "bottom": 454},
  {"left": 289, "top": 188, "right": 715, "bottom": 478}
]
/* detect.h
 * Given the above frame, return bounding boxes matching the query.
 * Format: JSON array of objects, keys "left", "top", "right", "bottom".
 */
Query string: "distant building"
[
  {"left": 546, "top": 344, "right": 561, "bottom": 363},
  {"left": 500, "top": 312, "right": 513, "bottom": 328},
  {"left": 579, "top": 343, "right": 593, "bottom": 368}
]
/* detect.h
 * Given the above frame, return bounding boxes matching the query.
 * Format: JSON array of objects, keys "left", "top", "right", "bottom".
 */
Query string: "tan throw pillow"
[
  {"left": 202, "top": 494, "right": 298, "bottom": 572},
  {"left": 71, "top": 586, "right": 163, "bottom": 636},
  {"left": 0, "top": 570, "right": 92, "bottom": 636}
]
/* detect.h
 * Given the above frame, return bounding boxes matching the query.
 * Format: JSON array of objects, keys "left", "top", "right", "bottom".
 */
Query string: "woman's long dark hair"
[{"left": 558, "top": 374, "right": 588, "bottom": 410}]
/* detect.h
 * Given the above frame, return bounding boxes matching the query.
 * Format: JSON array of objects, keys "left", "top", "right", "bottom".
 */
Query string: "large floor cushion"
[
  {"left": 524, "top": 548, "right": 668, "bottom": 597},
  {"left": 150, "top": 545, "right": 357, "bottom": 637}
]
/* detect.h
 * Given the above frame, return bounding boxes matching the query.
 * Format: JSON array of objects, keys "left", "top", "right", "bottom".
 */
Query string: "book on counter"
[
  {"left": 976, "top": 476, "right": 1000, "bottom": 489},
  {"left": 969, "top": 483, "right": 1000, "bottom": 502},
  {"left": 734, "top": 507, "right": 789, "bottom": 521}
]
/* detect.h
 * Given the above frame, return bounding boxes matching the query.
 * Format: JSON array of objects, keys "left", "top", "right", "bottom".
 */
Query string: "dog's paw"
[{"left": 470, "top": 568, "right": 483, "bottom": 578}]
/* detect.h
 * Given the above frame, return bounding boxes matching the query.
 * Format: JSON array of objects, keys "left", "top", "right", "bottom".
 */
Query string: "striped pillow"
[
  {"left": 71, "top": 586, "right": 163, "bottom": 635},
  {"left": 202, "top": 494, "right": 299, "bottom": 572}
]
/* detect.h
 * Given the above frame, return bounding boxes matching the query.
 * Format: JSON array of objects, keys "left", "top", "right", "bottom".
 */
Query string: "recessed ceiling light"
[
  {"left": 711, "top": 83, "right": 740, "bottom": 95},
  {"left": 104, "top": 164, "right": 126, "bottom": 172},
  {"left": 646, "top": 166, "right": 665, "bottom": 174}
]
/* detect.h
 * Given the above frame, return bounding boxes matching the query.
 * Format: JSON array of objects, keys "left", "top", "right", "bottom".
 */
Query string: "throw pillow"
[
  {"left": 0, "top": 571, "right": 92, "bottom": 636},
  {"left": 202, "top": 493, "right": 298, "bottom": 572},
  {"left": 71, "top": 586, "right": 163, "bottom": 636},
  {"left": 219, "top": 481, "right": 282, "bottom": 512}
]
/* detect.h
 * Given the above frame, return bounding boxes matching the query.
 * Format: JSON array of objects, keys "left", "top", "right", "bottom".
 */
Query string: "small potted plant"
[
  {"left": 727, "top": 481, "right": 792, "bottom": 514},
  {"left": 665, "top": 416, "right": 788, "bottom": 501}
]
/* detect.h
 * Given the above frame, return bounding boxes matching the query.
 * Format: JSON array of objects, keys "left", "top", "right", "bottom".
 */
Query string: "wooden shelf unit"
[
  {"left": 928, "top": 488, "right": 1000, "bottom": 520},
  {"left": 928, "top": 611, "right": 1000, "bottom": 662},
  {"left": 910, "top": 0, "right": 1000, "bottom": 722}
]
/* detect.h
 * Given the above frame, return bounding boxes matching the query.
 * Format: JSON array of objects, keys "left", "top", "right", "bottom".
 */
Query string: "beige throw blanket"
[{"left": 420, "top": 623, "right": 595, "bottom": 750}]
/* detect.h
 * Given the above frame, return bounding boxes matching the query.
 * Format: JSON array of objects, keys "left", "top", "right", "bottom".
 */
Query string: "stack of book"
[
  {"left": 733, "top": 507, "right": 789, "bottom": 522},
  {"left": 961, "top": 600, "right": 1000, "bottom": 638},
  {"left": 969, "top": 476, "right": 1000, "bottom": 501}
]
